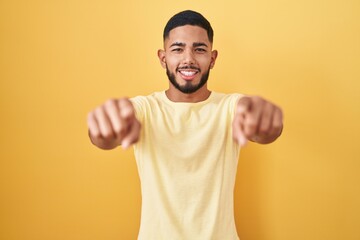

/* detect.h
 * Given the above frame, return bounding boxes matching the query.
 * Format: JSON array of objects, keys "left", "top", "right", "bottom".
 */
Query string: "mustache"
[{"left": 176, "top": 66, "right": 201, "bottom": 72}]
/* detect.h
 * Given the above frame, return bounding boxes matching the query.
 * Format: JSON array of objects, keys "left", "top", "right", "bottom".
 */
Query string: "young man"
[{"left": 87, "top": 10, "right": 283, "bottom": 240}]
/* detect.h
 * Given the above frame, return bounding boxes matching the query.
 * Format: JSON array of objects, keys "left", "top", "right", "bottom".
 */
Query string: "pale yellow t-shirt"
[{"left": 131, "top": 91, "right": 242, "bottom": 240}]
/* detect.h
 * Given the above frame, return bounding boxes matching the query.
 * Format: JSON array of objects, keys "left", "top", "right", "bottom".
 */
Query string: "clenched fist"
[
  {"left": 233, "top": 96, "right": 283, "bottom": 146},
  {"left": 87, "top": 98, "right": 141, "bottom": 150}
]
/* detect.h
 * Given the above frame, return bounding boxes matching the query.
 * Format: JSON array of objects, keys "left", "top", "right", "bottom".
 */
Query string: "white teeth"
[{"left": 180, "top": 71, "right": 197, "bottom": 76}]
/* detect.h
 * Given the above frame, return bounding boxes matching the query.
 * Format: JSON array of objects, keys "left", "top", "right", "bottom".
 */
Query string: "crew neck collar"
[{"left": 160, "top": 91, "right": 214, "bottom": 105}]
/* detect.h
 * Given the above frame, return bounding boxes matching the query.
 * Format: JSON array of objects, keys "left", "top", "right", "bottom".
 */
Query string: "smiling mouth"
[
  {"left": 179, "top": 70, "right": 198, "bottom": 76},
  {"left": 178, "top": 70, "right": 198, "bottom": 81},
  {"left": 177, "top": 67, "right": 200, "bottom": 80}
]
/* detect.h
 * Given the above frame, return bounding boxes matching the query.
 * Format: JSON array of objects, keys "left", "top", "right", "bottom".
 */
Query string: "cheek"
[
  {"left": 197, "top": 54, "right": 212, "bottom": 64},
  {"left": 198, "top": 58, "right": 212, "bottom": 69},
  {"left": 165, "top": 58, "right": 179, "bottom": 70}
]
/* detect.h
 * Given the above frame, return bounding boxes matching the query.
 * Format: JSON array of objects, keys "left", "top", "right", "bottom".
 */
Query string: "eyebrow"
[
  {"left": 170, "top": 42, "right": 186, "bottom": 48},
  {"left": 193, "top": 42, "right": 208, "bottom": 48},
  {"left": 169, "top": 42, "right": 208, "bottom": 48}
]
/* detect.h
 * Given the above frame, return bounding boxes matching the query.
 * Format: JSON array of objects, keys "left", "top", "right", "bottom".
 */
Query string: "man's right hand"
[{"left": 87, "top": 98, "right": 141, "bottom": 150}]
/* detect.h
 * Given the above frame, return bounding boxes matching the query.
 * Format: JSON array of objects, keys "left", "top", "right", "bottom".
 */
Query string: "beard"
[{"left": 166, "top": 64, "right": 211, "bottom": 94}]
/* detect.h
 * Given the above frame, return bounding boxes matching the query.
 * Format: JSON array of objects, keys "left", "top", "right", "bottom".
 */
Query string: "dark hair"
[{"left": 163, "top": 10, "right": 214, "bottom": 43}]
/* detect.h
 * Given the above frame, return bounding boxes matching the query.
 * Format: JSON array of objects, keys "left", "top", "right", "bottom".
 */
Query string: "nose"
[{"left": 182, "top": 49, "right": 195, "bottom": 65}]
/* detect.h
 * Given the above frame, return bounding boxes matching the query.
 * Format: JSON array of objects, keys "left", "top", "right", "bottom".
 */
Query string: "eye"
[
  {"left": 171, "top": 48, "right": 183, "bottom": 53},
  {"left": 195, "top": 48, "right": 206, "bottom": 53}
]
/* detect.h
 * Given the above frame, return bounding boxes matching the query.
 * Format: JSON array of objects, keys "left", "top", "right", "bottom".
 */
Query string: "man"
[{"left": 87, "top": 10, "right": 283, "bottom": 240}]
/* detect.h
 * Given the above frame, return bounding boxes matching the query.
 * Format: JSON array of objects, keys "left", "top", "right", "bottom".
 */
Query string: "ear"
[
  {"left": 157, "top": 49, "right": 166, "bottom": 69},
  {"left": 210, "top": 50, "right": 218, "bottom": 69}
]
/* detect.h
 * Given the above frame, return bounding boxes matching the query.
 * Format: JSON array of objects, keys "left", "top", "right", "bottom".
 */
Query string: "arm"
[
  {"left": 232, "top": 96, "right": 283, "bottom": 146},
  {"left": 87, "top": 98, "right": 141, "bottom": 150}
]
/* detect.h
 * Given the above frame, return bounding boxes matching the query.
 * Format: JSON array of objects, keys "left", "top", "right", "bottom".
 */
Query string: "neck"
[{"left": 165, "top": 84, "right": 211, "bottom": 103}]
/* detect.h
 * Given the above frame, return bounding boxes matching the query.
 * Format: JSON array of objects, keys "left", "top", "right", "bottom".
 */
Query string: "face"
[{"left": 158, "top": 25, "right": 218, "bottom": 94}]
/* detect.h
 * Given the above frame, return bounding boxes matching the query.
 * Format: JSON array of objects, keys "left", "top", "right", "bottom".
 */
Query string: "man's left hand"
[{"left": 232, "top": 96, "right": 283, "bottom": 146}]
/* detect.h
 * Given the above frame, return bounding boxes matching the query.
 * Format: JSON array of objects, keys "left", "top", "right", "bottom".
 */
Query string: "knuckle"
[
  {"left": 102, "top": 130, "right": 114, "bottom": 140},
  {"left": 95, "top": 106, "right": 103, "bottom": 115},
  {"left": 236, "top": 105, "right": 245, "bottom": 114},
  {"left": 264, "top": 101, "right": 273, "bottom": 110},
  {"left": 252, "top": 95, "right": 263, "bottom": 103},
  {"left": 253, "top": 96, "right": 266, "bottom": 107},
  {"left": 105, "top": 98, "right": 116, "bottom": 105},
  {"left": 118, "top": 97, "right": 130, "bottom": 105},
  {"left": 259, "top": 125, "right": 269, "bottom": 135},
  {"left": 121, "top": 107, "right": 134, "bottom": 118},
  {"left": 104, "top": 99, "right": 116, "bottom": 109}
]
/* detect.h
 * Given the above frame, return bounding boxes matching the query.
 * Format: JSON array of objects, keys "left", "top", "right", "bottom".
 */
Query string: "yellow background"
[{"left": 1, "top": 0, "right": 359, "bottom": 239}]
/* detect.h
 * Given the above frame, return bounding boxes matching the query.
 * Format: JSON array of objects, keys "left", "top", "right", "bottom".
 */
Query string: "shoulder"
[
  {"left": 211, "top": 92, "right": 243, "bottom": 104},
  {"left": 130, "top": 92, "right": 164, "bottom": 120},
  {"left": 210, "top": 92, "right": 244, "bottom": 118},
  {"left": 130, "top": 91, "right": 164, "bottom": 107}
]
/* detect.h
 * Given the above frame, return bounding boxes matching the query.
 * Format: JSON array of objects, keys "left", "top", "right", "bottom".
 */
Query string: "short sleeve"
[
  {"left": 228, "top": 93, "right": 243, "bottom": 120},
  {"left": 130, "top": 96, "right": 147, "bottom": 124}
]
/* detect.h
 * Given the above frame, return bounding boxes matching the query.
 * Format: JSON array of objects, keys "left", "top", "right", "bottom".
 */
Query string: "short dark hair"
[{"left": 163, "top": 10, "right": 214, "bottom": 43}]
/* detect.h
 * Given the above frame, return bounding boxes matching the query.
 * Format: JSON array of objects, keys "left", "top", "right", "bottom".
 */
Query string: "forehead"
[{"left": 165, "top": 25, "right": 210, "bottom": 47}]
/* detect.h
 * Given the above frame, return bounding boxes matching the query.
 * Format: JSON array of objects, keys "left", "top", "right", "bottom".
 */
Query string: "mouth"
[{"left": 177, "top": 67, "right": 200, "bottom": 81}]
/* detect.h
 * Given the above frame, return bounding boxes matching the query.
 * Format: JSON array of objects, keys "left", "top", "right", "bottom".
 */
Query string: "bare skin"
[
  {"left": 87, "top": 98, "right": 140, "bottom": 150},
  {"left": 157, "top": 25, "right": 217, "bottom": 103},
  {"left": 233, "top": 96, "right": 283, "bottom": 145},
  {"left": 87, "top": 25, "right": 283, "bottom": 149}
]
